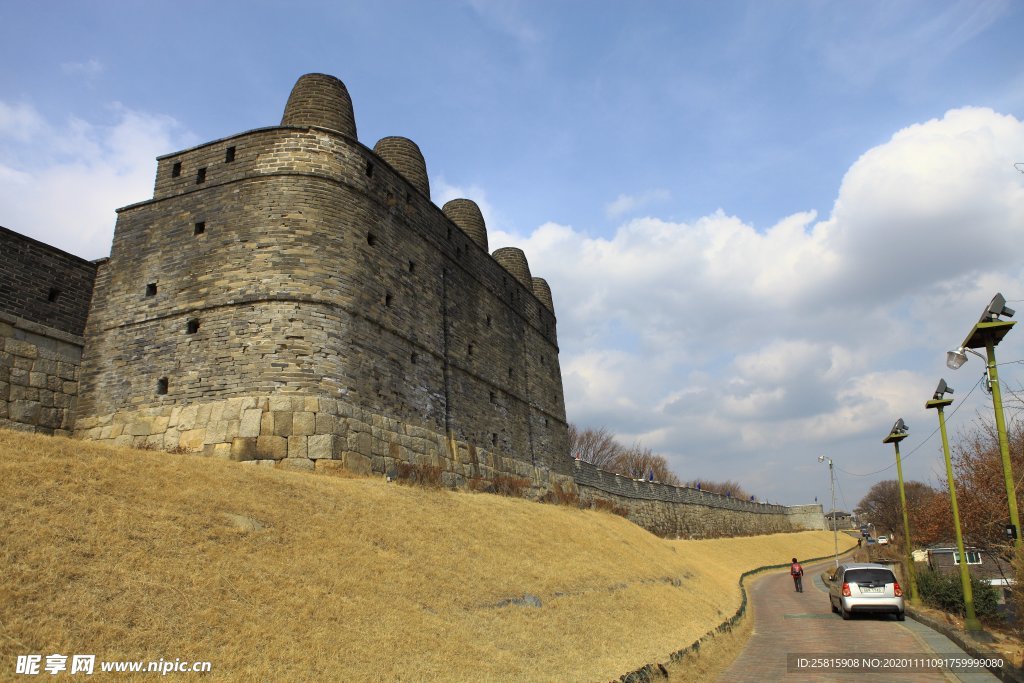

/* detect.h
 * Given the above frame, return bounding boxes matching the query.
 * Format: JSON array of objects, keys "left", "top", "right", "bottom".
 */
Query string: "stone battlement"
[
  {"left": 0, "top": 73, "right": 824, "bottom": 538},
  {"left": 70, "top": 72, "right": 568, "bottom": 477}
]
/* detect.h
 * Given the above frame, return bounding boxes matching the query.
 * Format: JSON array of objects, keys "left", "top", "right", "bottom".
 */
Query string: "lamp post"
[
  {"left": 883, "top": 418, "right": 920, "bottom": 606},
  {"left": 946, "top": 293, "right": 1021, "bottom": 550},
  {"left": 818, "top": 455, "right": 838, "bottom": 568},
  {"left": 926, "top": 379, "right": 983, "bottom": 634}
]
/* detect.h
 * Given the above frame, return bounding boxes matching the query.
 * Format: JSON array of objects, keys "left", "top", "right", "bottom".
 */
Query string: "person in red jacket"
[{"left": 790, "top": 557, "right": 804, "bottom": 593}]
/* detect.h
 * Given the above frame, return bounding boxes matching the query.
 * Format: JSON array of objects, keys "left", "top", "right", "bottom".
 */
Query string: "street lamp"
[
  {"left": 818, "top": 454, "right": 839, "bottom": 568},
  {"left": 926, "top": 379, "right": 983, "bottom": 634},
  {"left": 946, "top": 292, "right": 1021, "bottom": 550},
  {"left": 883, "top": 418, "right": 920, "bottom": 606}
]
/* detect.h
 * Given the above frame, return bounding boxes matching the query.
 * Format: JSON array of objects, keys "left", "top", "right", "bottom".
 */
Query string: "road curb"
[
  {"left": 904, "top": 606, "right": 1024, "bottom": 683},
  {"left": 615, "top": 548, "right": 853, "bottom": 682}
]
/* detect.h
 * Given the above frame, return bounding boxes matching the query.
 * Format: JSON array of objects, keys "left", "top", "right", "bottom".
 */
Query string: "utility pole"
[
  {"left": 819, "top": 455, "right": 838, "bottom": 568},
  {"left": 884, "top": 419, "right": 920, "bottom": 606},
  {"left": 926, "top": 380, "right": 983, "bottom": 634}
]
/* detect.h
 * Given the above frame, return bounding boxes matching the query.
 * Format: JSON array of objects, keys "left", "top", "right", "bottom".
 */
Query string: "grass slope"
[{"left": 0, "top": 430, "right": 854, "bottom": 681}]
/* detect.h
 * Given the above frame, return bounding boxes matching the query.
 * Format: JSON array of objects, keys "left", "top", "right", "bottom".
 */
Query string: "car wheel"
[
  {"left": 897, "top": 611, "right": 905, "bottom": 622},
  {"left": 840, "top": 604, "right": 851, "bottom": 620}
]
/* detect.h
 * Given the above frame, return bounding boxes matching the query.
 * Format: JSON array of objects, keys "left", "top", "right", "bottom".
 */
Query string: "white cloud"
[
  {"left": 0, "top": 101, "right": 46, "bottom": 142},
  {"left": 502, "top": 106, "right": 1024, "bottom": 502},
  {"left": 823, "top": 108, "right": 1024, "bottom": 285},
  {"left": 61, "top": 58, "right": 104, "bottom": 79},
  {"left": 466, "top": 0, "right": 542, "bottom": 44},
  {"left": 432, "top": 175, "right": 506, "bottom": 236},
  {"left": 819, "top": 1, "right": 1009, "bottom": 90},
  {"left": 0, "top": 101, "right": 195, "bottom": 259},
  {"left": 604, "top": 188, "right": 671, "bottom": 219}
]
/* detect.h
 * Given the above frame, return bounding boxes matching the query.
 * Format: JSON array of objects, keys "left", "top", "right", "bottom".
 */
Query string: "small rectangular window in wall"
[
  {"left": 146, "top": 283, "right": 157, "bottom": 297},
  {"left": 194, "top": 221, "right": 206, "bottom": 235},
  {"left": 186, "top": 319, "right": 200, "bottom": 334},
  {"left": 47, "top": 287, "right": 61, "bottom": 302},
  {"left": 196, "top": 167, "right": 207, "bottom": 184},
  {"left": 157, "top": 377, "right": 169, "bottom": 395},
  {"left": 171, "top": 161, "right": 182, "bottom": 177},
  {"left": 225, "top": 146, "right": 236, "bottom": 163}
]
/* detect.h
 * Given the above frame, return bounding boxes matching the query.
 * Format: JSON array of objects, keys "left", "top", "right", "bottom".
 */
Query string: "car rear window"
[{"left": 845, "top": 569, "right": 895, "bottom": 585}]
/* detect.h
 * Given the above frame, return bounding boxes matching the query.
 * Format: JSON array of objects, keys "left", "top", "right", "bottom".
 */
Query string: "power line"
[
  {"left": 835, "top": 373, "right": 985, "bottom": 478},
  {"left": 833, "top": 469, "right": 851, "bottom": 513}
]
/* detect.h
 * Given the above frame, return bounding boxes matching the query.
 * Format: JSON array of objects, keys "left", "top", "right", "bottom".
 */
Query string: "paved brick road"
[{"left": 719, "top": 559, "right": 999, "bottom": 682}]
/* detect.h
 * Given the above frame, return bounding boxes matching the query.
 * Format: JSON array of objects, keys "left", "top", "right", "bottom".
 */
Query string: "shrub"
[
  {"left": 591, "top": 498, "right": 630, "bottom": 518},
  {"left": 467, "top": 477, "right": 496, "bottom": 494},
  {"left": 492, "top": 475, "right": 530, "bottom": 498},
  {"left": 542, "top": 482, "right": 580, "bottom": 507},
  {"left": 392, "top": 462, "right": 443, "bottom": 488},
  {"left": 916, "top": 567, "right": 1001, "bottom": 621}
]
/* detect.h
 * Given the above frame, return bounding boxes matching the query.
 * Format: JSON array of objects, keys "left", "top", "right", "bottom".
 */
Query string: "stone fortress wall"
[
  {"left": 572, "top": 460, "right": 826, "bottom": 537},
  {"left": 0, "top": 227, "right": 98, "bottom": 436},
  {"left": 0, "top": 73, "right": 825, "bottom": 538},
  {"left": 74, "top": 73, "right": 569, "bottom": 484}
]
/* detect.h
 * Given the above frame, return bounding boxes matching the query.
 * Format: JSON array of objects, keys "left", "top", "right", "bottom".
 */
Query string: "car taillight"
[
  {"left": 894, "top": 582, "right": 903, "bottom": 597},
  {"left": 842, "top": 583, "right": 851, "bottom": 597}
]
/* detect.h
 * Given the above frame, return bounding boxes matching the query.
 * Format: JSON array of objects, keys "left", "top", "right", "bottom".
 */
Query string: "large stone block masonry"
[
  {"left": 0, "top": 226, "right": 96, "bottom": 435},
  {"left": 73, "top": 73, "right": 569, "bottom": 483},
  {"left": 0, "top": 74, "right": 826, "bottom": 539}
]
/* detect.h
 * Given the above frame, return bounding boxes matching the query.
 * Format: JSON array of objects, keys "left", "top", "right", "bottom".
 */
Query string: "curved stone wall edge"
[
  {"left": 616, "top": 545, "right": 859, "bottom": 680},
  {"left": 142, "top": 126, "right": 557, "bottom": 345}
]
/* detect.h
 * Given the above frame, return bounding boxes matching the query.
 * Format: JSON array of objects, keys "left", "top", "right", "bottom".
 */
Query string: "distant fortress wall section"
[
  {"left": 571, "top": 460, "right": 826, "bottom": 538},
  {"left": 0, "top": 227, "right": 97, "bottom": 435},
  {"left": 74, "top": 73, "right": 569, "bottom": 480},
  {"left": 784, "top": 504, "right": 827, "bottom": 531}
]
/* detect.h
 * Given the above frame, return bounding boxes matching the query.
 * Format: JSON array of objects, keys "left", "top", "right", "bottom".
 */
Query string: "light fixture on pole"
[
  {"left": 945, "top": 345, "right": 986, "bottom": 372},
  {"left": 883, "top": 418, "right": 920, "bottom": 606},
  {"left": 926, "top": 379, "right": 984, "bottom": 634},
  {"left": 818, "top": 454, "right": 838, "bottom": 568},
  {"left": 946, "top": 292, "right": 1021, "bottom": 550}
]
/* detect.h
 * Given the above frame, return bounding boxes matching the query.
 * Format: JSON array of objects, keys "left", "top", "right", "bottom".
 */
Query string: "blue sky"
[{"left": 2, "top": 1, "right": 1024, "bottom": 510}]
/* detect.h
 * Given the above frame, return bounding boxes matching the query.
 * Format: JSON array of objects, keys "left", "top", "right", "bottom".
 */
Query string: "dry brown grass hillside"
[{"left": 0, "top": 429, "right": 853, "bottom": 681}]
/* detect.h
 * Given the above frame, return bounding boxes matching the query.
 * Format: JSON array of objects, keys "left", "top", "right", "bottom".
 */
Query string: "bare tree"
[
  {"left": 949, "top": 414, "right": 1024, "bottom": 548},
  {"left": 854, "top": 480, "right": 943, "bottom": 545},
  {"left": 571, "top": 423, "right": 756, "bottom": 489},
  {"left": 684, "top": 479, "right": 752, "bottom": 500},
  {"left": 567, "top": 424, "right": 622, "bottom": 468},
  {"left": 609, "top": 444, "right": 682, "bottom": 485}
]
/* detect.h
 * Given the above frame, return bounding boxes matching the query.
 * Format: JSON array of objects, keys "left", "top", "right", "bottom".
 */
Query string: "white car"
[
  {"left": 876, "top": 535, "right": 889, "bottom": 545},
  {"left": 828, "top": 563, "right": 905, "bottom": 621}
]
